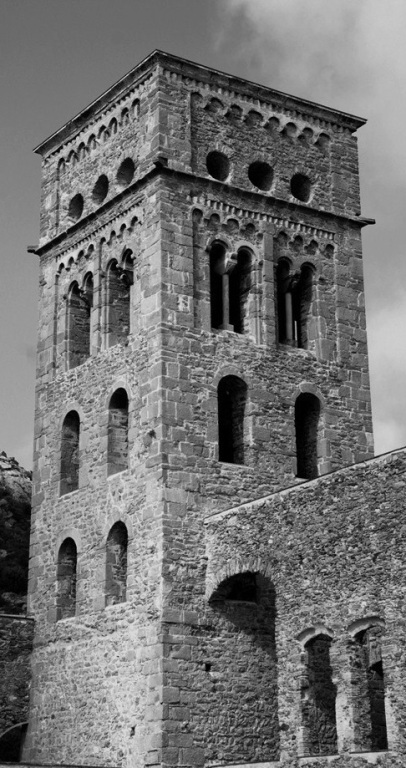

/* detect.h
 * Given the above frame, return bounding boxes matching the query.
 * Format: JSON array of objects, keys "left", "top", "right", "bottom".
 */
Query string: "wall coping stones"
[{"left": 204, "top": 445, "right": 406, "bottom": 525}]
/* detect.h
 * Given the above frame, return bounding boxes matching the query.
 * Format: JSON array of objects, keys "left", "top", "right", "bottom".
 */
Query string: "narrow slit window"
[
  {"left": 210, "top": 242, "right": 226, "bottom": 330},
  {"left": 56, "top": 538, "right": 77, "bottom": 620},
  {"left": 295, "top": 393, "right": 320, "bottom": 480},
  {"left": 218, "top": 375, "right": 247, "bottom": 464}
]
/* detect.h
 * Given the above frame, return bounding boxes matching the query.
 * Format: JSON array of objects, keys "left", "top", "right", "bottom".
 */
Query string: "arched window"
[
  {"left": 294, "top": 264, "right": 314, "bottom": 349},
  {"left": 350, "top": 625, "right": 388, "bottom": 751},
  {"left": 276, "top": 259, "right": 291, "bottom": 344},
  {"left": 295, "top": 393, "right": 320, "bottom": 479},
  {"left": 60, "top": 411, "right": 80, "bottom": 495},
  {"left": 105, "top": 522, "right": 128, "bottom": 605},
  {"left": 217, "top": 375, "right": 247, "bottom": 464},
  {"left": 56, "top": 538, "right": 77, "bottom": 619},
  {"left": 107, "top": 389, "right": 129, "bottom": 475},
  {"left": 301, "top": 634, "right": 337, "bottom": 756},
  {"left": 106, "top": 253, "right": 133, "bottom": 346},
  {"left": 67, "top": 276, "right": 93, "bottom": 368},
  {"left": 210, "top": 241, "right": 226, "bottom": 330},
  {"left": 229, "top": 249, "right": 252, "bottom": 334},
  {"left": 276, "top": 261, "right": 314, "bottom": 348}
]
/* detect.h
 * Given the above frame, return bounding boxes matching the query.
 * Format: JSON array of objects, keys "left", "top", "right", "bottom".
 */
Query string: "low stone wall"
[{"left": 0, "top": 614, "right": 34, "bottom": 761}]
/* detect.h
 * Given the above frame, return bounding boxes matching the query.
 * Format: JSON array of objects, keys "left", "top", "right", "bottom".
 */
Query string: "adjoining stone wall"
[
  {"left": 0, "top": 615, "right": 34, "bottom": 761},
  {"left": 203, "top": 448, "right": 406, "bottom": 765}
]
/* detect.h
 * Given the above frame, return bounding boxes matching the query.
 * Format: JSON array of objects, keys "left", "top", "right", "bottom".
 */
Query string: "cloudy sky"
[{"left": 0, "top": 0, "right": 405, "bottom": 469}]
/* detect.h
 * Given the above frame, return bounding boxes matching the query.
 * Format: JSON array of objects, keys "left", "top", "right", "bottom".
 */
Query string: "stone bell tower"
[{"left": 25, "top": 51, "right": 374, "bottom": 768}]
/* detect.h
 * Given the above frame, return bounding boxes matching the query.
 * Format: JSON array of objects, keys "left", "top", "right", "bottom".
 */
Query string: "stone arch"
[
  {"left": 296, "top": 624, "right": 334, "bottom": 649},
  {"left": 293, "top": 381, "right": 326, "bottom": 408},
  {"left": 205, "top": 556, "right": 272, "bottom": 602},
  {"left": 204, "top": 97, "right": 224, "bottom": 114},
  {"left": 101, "top": 510, "right": 134, "bottom": 547},
  {"left": 212, "top": 365, "right": 249, "bottom": 390},
  {"left": 347, "top": 616, "right": 385, "bottom": 637},
  {"left": 55, "top": 527, "right": 82, "bottom": 558}
]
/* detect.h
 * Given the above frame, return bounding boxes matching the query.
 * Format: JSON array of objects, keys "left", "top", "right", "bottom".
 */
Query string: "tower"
[{"left": 26, "top": 51, "right": 374, "bottom": 767}]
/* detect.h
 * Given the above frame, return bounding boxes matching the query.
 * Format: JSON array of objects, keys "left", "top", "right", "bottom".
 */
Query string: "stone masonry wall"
[
  {"left": 199, "top": 448, "right": 406, "bottom": 766},
  {"left": 28, "top": 51, "right": 378, "bottom": 768},
  {"left": 26, "top": 173, "right": 168, "bottom": 767}
]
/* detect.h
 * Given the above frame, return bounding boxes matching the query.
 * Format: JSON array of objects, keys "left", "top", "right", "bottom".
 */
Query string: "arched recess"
[
  {"left": 107, "top": 388, "right": 129, "bottom": 475},
  {"left": 67, "top": 275, "right": 93, "bottom": 368},
  {"left": 56, "top": 537, "right": 77, "bottom": 620},
  {"left": 60, "top": 410, "right": 80, "bottom": 495},
  {"left": 204, "top": 569, "right": 279, "bottom": 762},
  {"left": 105, "top": 521, "right": 128, "bottom": 605},
  {"left": 295, "top": 392, "right": 321, "bottom": 479},
  {"left": 106, "top": 251, "right": 134, "bottom": 346},
  {"left": 348, "top": 619, "right": 388, "bottom": 752},
  {"left": 217, "top": 375, "right": 247, "bottom": 464},
  {"left": 299, "top": 632, "right": 337, "bottom": 756}
]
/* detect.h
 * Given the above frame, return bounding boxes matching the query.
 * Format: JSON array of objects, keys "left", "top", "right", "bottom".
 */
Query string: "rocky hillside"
[{"left": 0, "top": 452, "right": 32, "bottom": 614}]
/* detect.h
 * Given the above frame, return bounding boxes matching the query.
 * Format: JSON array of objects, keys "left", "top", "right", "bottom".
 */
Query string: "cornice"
[{"left": 34, "top": 50, "right": 366, "bottom": 159}]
